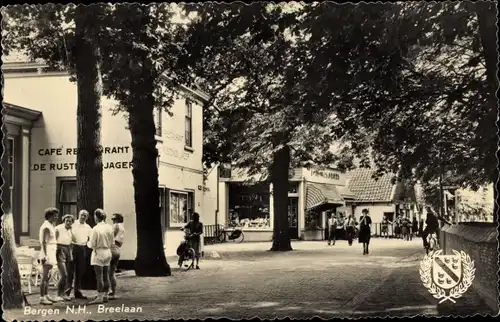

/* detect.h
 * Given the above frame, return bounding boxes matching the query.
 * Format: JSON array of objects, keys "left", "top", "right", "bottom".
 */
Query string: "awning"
[
  {"left": 306, "top": 183, "right": 344, "bottom": 210},
  {"left": 337, "top": 186, "right": 356, "bottom": 201}
]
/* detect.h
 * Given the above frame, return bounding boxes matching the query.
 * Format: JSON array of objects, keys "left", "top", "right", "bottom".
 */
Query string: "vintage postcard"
[{"left": 1, "top": 2, "right": 498, "bottom": 320}]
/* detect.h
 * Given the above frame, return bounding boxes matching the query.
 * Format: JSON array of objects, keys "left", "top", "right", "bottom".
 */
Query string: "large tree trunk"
[
  {"left": 128, "top": 70, "right": 171, "bottom": 277},
  {"left": 270, "top": 145, "right": 293, "bottom": 251},
  {"left": 1, "top": 128, "right": 24, "bottom": 309},
  {"left": 74, "top": 6, "right": 104, "bottom": 290}
]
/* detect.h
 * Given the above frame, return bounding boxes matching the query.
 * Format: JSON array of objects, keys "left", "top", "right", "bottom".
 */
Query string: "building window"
[
  {"left": 288, "top": 182, "right": 299, "bottom": 194},
  {"left": 7, "top": 137, "right": 14, "bottom": 208},
  {"left": 153, "top": 107, "right": 162, "bottom": 137},
  {"left": 59, "top": 179, "right": 77, "bottom": 218},
  {"left": 169, "top": 190, "right": 194, "bottom": 227},
  {"left": 228, "top": 182, "right": 271, "bottom": 229},
  {"left": 185, "top": 100, "right": 192, "bottom": 147}
]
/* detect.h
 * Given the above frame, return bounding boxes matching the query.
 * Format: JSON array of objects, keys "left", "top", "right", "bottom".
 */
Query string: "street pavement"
[{"left": 4, "top": 239, "right": 495, "bottom": 321}]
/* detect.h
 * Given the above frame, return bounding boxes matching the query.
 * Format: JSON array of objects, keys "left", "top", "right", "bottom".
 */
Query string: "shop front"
[{"left": 217, "top": 166, "right": 354, "bottom": 242}]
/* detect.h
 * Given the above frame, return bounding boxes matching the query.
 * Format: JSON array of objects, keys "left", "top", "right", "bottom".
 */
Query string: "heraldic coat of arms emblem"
[{"left": 419, "top": 249, "right": 476, "bottom": 304}]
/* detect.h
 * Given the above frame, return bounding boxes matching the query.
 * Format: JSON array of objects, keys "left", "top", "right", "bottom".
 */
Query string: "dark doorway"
[{"left": 288, "top": 197, "right": 299, "bottom": 239}]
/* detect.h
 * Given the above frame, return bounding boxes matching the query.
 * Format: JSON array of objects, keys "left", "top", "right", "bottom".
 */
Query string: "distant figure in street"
[
  {"left": 67, "top": 209, "right": 92, "bottom": 299},
  {"left": 88, "top": 209, "right": 114, "bottom": 304},
  {"left": 55, "top": 214, "right": 75, "bottom": 301},
  {"left": 381, "top": 216, "right": 391, "bottom": 238},
  {"left": 336, "top": 213, "right": 345, "bottom": 239},
  {"left": 38, "top": 207, "right": 59, "bottom": 305},
  {"left": 184, "top": 212, "right": 203, "bottom": 269},
  {"left": 344, "top": 214, "right": 357, "bottom": 246},
  {"left": 327, "top": 213, "right": 338, "bottom": 245},
  {"left": 109, "top": 213, "right": 125, "bottom": 300},
  {"left": 412, "top": 216, "right": 418, "bottom": 237},
  {"left": 358, "top": 209, "right": 372, "bottom": 255},
  {"left": 401, "top": 217, "right": 410, "bottom": 241},
  {"left": 422, "top": 207, "right": 439, "bottom": 250},
  {"left": 418, "top": 218, "right": 424, "bottom": 237},
  {"left": 394, "top": 215, "right": 402, "bottom": 239}
]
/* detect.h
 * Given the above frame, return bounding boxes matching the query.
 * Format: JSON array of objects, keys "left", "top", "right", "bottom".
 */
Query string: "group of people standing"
[
  {"left": 381, "top": 212, "right": 422, "bottom": 240},
  {"left": 37, "top": 207, "right": 125, "bottom": 305},
  {"left": 327, "top": 209, "right": 373, "bottom": 255}
]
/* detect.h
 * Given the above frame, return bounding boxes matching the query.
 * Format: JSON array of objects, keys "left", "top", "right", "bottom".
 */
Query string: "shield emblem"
[{"left": 432, "top": 255, "right": 462, "bottom": 290}]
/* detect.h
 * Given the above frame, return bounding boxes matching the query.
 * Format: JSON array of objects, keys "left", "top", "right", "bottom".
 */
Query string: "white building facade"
[{"left": 3, "top": 57, "right": 215, "bottom": 263}]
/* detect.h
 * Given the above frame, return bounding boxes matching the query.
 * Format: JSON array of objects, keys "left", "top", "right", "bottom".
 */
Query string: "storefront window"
[
  {"left": 228, "top": 182, "right": 271, "bottom": 229},
  {"left": 169, "top": 190, "right": 194, "bottom": 227},
  {"left": 288, "top": 197, "right": 298, "bottom": 227},
  {"left": 305, "top": 210, "right": 321, "bottom": 229}
]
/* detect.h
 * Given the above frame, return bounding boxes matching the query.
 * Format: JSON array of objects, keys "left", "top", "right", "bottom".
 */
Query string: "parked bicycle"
[
  {"left": 177, "top": 228, "right": 196, "bottom": 270},
  {"left": 425, "top": 232, "right": 440, "bottom": 255},
  {"left": 216, "top": 227, "right": 244, "bottom": 243}
]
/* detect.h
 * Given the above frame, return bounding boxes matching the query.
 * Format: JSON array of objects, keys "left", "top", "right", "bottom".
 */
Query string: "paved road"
[{"left": 5, "top": 239, "right": 494, "bottom": 320}]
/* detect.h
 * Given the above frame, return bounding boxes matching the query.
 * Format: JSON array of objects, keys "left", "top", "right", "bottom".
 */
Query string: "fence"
[
  {"left": 370, "top": 223, "right": 422, "bottom": 238},
  {"left": 203, "top": 224, "right": 224, "bottom": 244}
]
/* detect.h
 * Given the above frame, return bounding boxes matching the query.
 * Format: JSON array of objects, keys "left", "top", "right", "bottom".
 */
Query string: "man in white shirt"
[
  {"left": 88, "top": 209, "right": 114, "bottom": 304},
  {"left": 66, "top": 209, "right": 93, "bottom": 299},
  {"left": 344, "top": 214, "right": 357, "bottom": 246},
  {"left": 327, "top": 213, "right": 338, "bottom": 246},
  {"left": 55, "top": 214, "right": 74, "bottom": 301}
]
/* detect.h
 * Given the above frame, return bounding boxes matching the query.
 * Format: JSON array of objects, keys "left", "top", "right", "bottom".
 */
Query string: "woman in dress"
[
  {"left": 38, "top": 207, "right": 60, "bottom": 305},
  {"left": 358, "top": 209, "right": 372, "bottom": 255},
  {"left": 109, "top": 213, "right": 125, "bottom": 300}
]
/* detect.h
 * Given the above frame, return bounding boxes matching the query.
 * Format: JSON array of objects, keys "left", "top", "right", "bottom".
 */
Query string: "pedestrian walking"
[
  {"left": 38, "top": 207, "right": 60, "bottom": 305},
  {"left": 358, "top": 209, "right": 372, "bottom": 255},
  {"left": 88, "top": 209, "right": 114, "bottom": 304},
  {"left": 344, "top": 214, "right": 357, "bottom": 246},
  {"left": 327, "top": 212, "right": 337, "bottom": 245},
  {"left": 55, "top": 214, "right": 74, "bottom": 301},
  {"left": 336, "top": 212, "right": 345, "bottom": 240},
  {"left": 422, "top": 207, "right": 439, "bottom": 251},
  {"left": 67, "top": 209, "right": 92, "bottom": 299},
  {"left": 401, "top": 217, "right": 410, "bottom": 241},
  {"left": 412, "top": 216, "right": 418, "bottom": 238},
  {"left": 418, "top": 218, "right": 424, "bottom": 237},
  {"left": 183, "top": 212, "right": 203, "bottom": 269},
  {"left": 381, "top": 216, "right": 391, "bottom": 238},
  {"left": 394, "top": 215, "right": 402, "bottom": 239},
  {"left": 109, "top": 213, "right": 125, "bottom": 300}
]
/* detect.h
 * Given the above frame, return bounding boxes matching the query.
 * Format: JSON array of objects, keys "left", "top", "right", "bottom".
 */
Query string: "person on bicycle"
[
  {"left": 184, "top": 212, "right": 203, "bottom": 269},
  {"left": 422, "top": 207, "right": 439, "bottom": 250}
]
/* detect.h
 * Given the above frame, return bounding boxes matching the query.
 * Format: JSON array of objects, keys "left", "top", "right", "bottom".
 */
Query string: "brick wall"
[{"left": 440, "top": 223, "right": 499, "bottom": 314}]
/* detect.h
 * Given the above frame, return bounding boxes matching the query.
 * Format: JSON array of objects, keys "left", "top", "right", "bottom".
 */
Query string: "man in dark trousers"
[
  {"left": 422, "top": 207, "right": 439, "bottom": 250},
  {"left": 344, "top": 214, "right": 357, "bottom": 246}
]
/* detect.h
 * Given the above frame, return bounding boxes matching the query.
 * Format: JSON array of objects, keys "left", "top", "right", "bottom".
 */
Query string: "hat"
[{"left": 62, "top": 214, "right": 74, "bottom": 221}]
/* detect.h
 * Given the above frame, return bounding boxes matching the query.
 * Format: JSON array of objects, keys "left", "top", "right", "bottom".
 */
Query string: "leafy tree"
[
  {"left": 294, "top": 2, "right": 497, "bottom": 221},
  {"left": 1, "top": 3, "right": 179, "bottom": 276},
  {"left": 98, "top": 3, "right": 192, "bottom": 276},
  {"left": 2, "top": 3, "right": 108, "bottom": 287},
  {"left": 178, "top": 3, "right": 360, "bottom": 251}
]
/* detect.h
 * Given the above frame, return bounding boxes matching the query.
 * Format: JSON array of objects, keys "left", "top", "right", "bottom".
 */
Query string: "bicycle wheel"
[
  {"left": 216, "top": 230, "right": 226, "bottom": 243},
  {"left": 182, "top": 248, "right": 196, "bottom": 271},
  {"left": 233, "top": 230, "right": 244, "bottom": 243}
]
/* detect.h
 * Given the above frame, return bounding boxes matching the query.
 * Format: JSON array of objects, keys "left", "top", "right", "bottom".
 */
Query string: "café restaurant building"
[
  {"left": 3, "top": 54, "right": 213, "bottom": 264},
  {"left": 216, "top": 166, "right": 356, "bottom": 241}
]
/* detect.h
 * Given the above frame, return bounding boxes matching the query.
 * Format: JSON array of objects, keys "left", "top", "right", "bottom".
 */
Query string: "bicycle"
[
  {"left": 216, "top": 227, "right": 244, "bottom": 243},
  {"left": 426, "top": 232, "right": 440, "bottom": 255},
  {"left": 177, "top": 228, "right": 196, "bottom": 270}
]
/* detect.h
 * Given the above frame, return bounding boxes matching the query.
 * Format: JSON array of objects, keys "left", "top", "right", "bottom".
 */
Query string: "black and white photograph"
[{"left": 1, "top": 1, "right": 498, "bottom": 320}]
